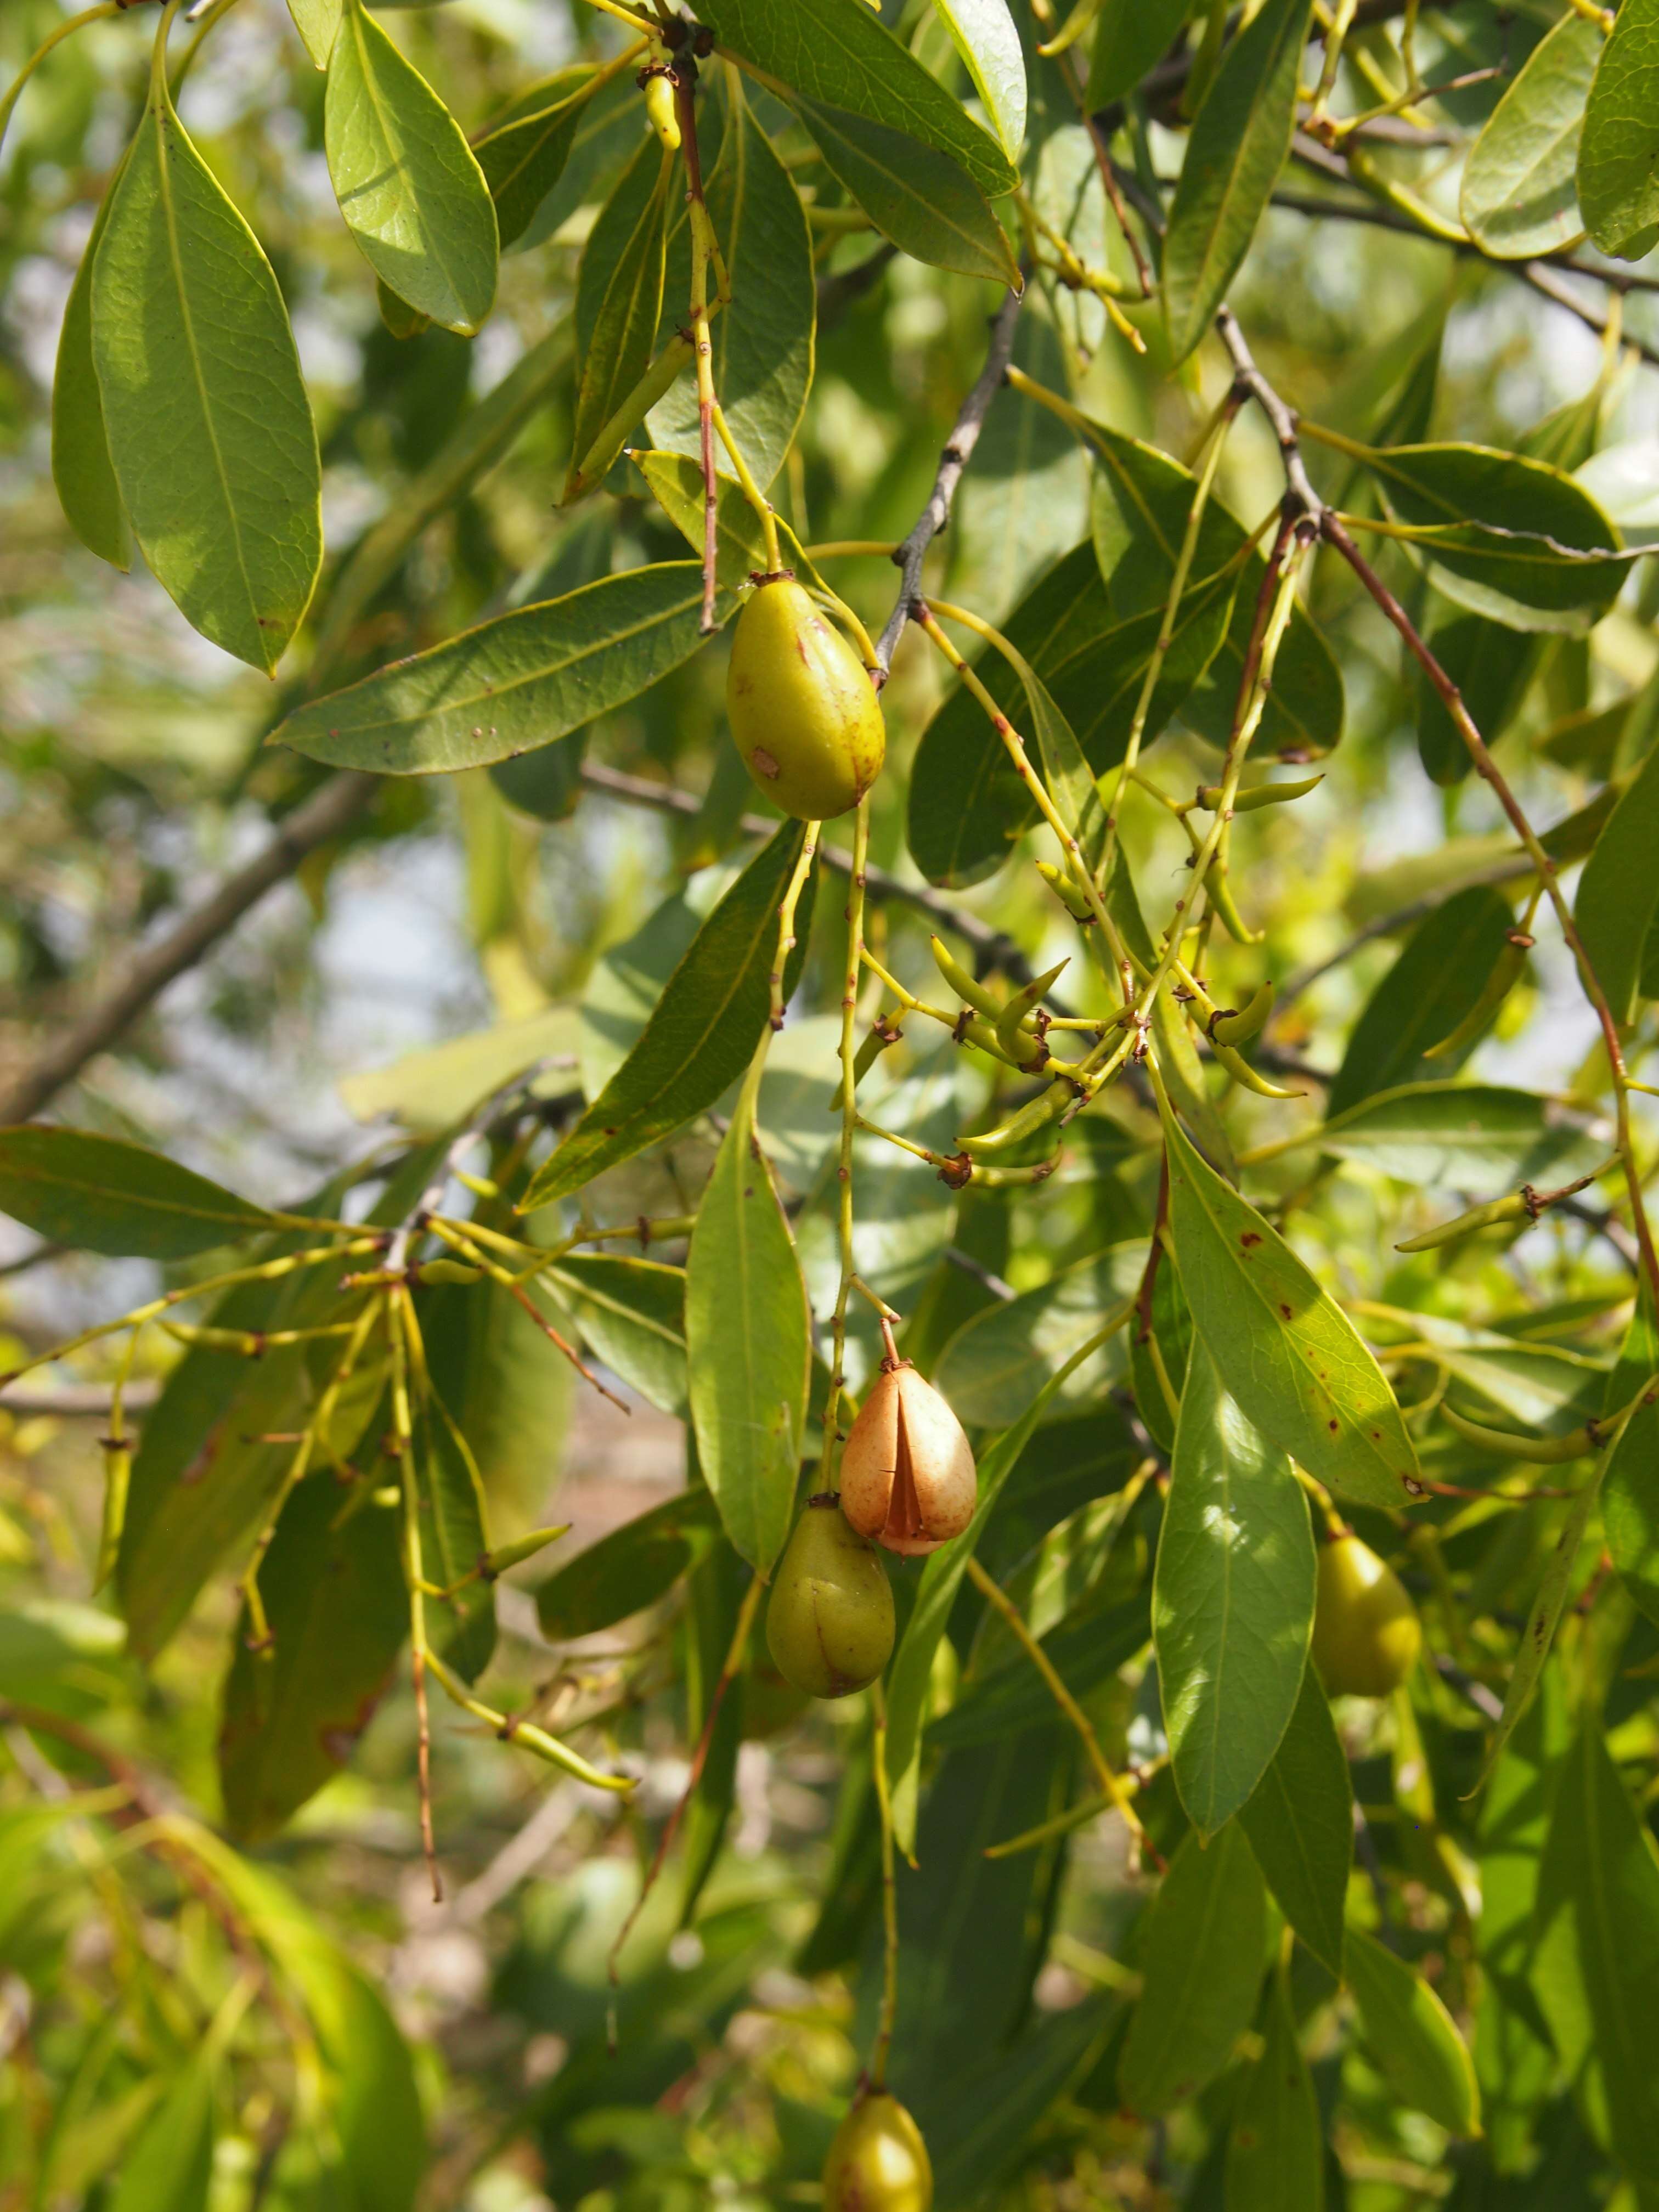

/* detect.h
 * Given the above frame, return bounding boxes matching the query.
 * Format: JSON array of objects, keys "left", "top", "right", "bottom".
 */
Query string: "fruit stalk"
[
  {"left": 820, "top": 798, "right": 871, "bottom": 1485},
  {"left": 964, "top": 1552, "right": 1161, "bottom": 1871}
]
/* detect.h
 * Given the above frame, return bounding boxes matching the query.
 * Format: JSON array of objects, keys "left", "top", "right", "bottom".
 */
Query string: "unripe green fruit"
[
  {"left": 726, "top": 575, "right": 885, "bottom": 821},
  {"left": 1311, "top": 1533, "right": 1421, "bottom": 1698},
  {"left": 765, "top": 1496, "right": 895, "bottom": 1699},
  {"left": 822, "top": 2091, "right": 933, "bottom": 2212}
]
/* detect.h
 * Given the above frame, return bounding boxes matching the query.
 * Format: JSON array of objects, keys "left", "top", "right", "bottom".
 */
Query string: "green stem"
[
  {"left": 821, "top": 798, "right": 870, "bottom": 1487},
  {"left": 0, "top": 3, "right": 122, "bottom": 155}
]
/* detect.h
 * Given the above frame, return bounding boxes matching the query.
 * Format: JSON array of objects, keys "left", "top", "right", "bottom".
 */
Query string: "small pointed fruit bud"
[
  {"left": 642, "top": 70, "right": 681, "bottom": 151},
  {"left": 840, "top": 1362, "right": 976, "bottom": 1558},
  {"left": 823, "top": 2091, "right": 933, "bottom": 2212},
  {"left": 1311, "top": 1533, "right": 1421, "bottom": 1699},
  {"left": 726, "top": 575, "right": 885, "bottom": 821},
  {"left": 765, "top": 1496, "right": 895, "bottom": 1700}
]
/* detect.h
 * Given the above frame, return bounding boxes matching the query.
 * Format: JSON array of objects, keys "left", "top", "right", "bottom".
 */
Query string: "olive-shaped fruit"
[
  {"left": 643, "top": 71, "right": 681, "bottom": 152},
  {"left": 1311, "top": 1533, "right": 1421, "bottom": 1698},
  {"left": 726, "top": 575, "right": 885, "bottom": 821},
  {"left": 840, "top": 1362, "right": 976, "bottom": 1558},
  {"left": 766, "top": 1496, "right": 895, "bottom": 1699},
  {"left": 823, "top": 2091, "right": 933, "bottom": 2212}
]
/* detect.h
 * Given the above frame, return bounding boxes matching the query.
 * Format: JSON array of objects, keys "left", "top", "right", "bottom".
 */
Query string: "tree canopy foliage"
[{"left": 4, "top": 0, "right": 1659, "bottom": 2205}]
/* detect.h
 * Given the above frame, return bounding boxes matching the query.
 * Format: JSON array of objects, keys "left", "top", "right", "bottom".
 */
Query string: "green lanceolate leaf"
[
  {"left": 543, "top": 1254, "right": 687, "bottom": 1419},
  {"left": 521, "top": 823, "right": 815, "bottom": 1211},
  {"left": 1239, "top": 1669, "right": 1351, "bottom": 1978},
  {"left": 1357, "top": 441, "right": 1625, "bottom": 627},
  {"left": 883, "top": 1341, "right": 1107, "bottom": 1854},
  {"left": 686, "top": 1054, "right": 811, "bottom": 1575},
  {"left": 418, "top": 1410, "right": 495, "bottom": 1681},
  {"left": 1461, "top": 11, "right": 1600, "bottom": 259},
  {"left": 648, "top": 103, "right": 815, "bottom": 488},
  {"left": 52, "top": 165, "right": 128, "bottom": 571},
  {"left": 1574, "top": 734, "right": 1659, "bottom": 1025},
  {"left": 219, "top": 1473, "right": 409, "bottom": 1843},
  {"left": 1314, "top": 1083, "right": 1605, "bottom": 1192},
  {"left": 1345, "top": 1926, "right": 1481, "bottom": 2137},
  {"left": 795, "top": 100, "right": 1020, "bottom": 286},
  {"left": 1162, "top": 1111, "right": 1421, "bottom": 1508},
  {"left": 1577, "top": 0, "right": 1659, "bottom": 258},
  {"left": 1163, "top": 0, "right": 1316, "bottom": 362},
  {"left": 932, "top": 1248, "right": 1139, "bottom": 1430},
  {"left": 273, "top": 562, "right": 730, "bottom": 774},
  {"left": 535, "top": 1488, "right": 721, "bottom": 1640},
  {"left": 325, "top": 0, "right": 498, "bottom": 333},
  {"left": 1119, "top": 1822, "right": 1267, "bottom": 2115},
  {"left": 932, "top": 0, "right": 1025, "bottom": 162},
  {"left": 637, "top": 453, "right": 820, "bottom": 588},
  {"left": 693, "top": 0, "right": 1017, "bottom": 198},
  {"left": 1414, "top": 611, "right": 1538, "bottom": 786},
  {"left": 567, "top": 136, "right": 670, "bottom": 493},
  {"left": 286, "top": 0, "right": 342, "bottom": 69},
  {"left": 90, "top": 69, "right": 321, "bottom": 673},
  {"left": 1603, "top": 1289, "right": 1659, "bottom": 1624},
  {"left": 1535, "top": 1720, "right": 1659, "bottom": 2184},
  {"left": 1155, "top": 1340, "right": 1316, "bottom": 1839},
  {"left": 474, "top": 70, "right": 592, "bottom": 248},
  {"left": 1326, "top": 885, "right": 1516, "bottom": 1118},
  {"left": 1226, "top": 1970, "right": 1324, "bottom": 2212},
  {"left": 1480, "top": 1465, "right": 1604, "bottom": 1783},
  {"left": 1088, "top": 0, "right": 1190, "bottom": 106},
  {"left": 0, "top": 1126, "right": 278, "bottom": 1260},
  {"left": 110, "top": 2055, "right": 213, "bottom": 2212}
]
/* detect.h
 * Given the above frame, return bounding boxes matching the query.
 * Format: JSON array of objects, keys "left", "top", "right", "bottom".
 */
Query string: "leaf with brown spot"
[{"left": 1160, "top": 1108, "right": 1421, "bottom": 1511}]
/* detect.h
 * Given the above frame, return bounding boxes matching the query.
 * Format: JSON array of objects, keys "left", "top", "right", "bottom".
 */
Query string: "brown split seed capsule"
[{"left": 839, "top": 1362, "right": 977, "bottom": 1558}]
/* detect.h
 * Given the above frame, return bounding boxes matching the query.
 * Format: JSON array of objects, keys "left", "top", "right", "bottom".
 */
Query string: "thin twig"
[
  {"left": 607, "top": 1573, "right": 763, "bottom": 1993},
  {"left": 575, "top": 762, "right": 1042, "bottom": 984},
  {"left": 872, "top": 287, "right": 1026, "bottom": 681},
  {"left": 963, "top": 1552, "right": 1162, "bottom": 1872},
  {"left": 0, "top": 771, "right": 376, "bottom": 1125}
]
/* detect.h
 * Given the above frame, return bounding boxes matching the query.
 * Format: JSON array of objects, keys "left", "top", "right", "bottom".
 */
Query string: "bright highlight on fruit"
[
  {"left": 840, "top": 1362, "right": 977, "bottom": 1558},
  {"left": 766, "top": 1494, "right": 895, "bottom": 1699},
  {"left": 822, "top": 2090, "right": 933, "bottom": 2211},
  {"left": 725, "top": 575, "right": 885, "bottom": 821},
  {"left": 1310, "top": 1532, "right": 1421, "bottom": 1698}
]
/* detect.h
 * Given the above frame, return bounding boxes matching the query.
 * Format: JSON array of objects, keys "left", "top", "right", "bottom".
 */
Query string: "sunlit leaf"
[
  {"left": 1162, "top": 1110, "right": 1422, "bottom": 1510},
  {"left": 274, "top": 563, "right": 731, "bottom": 775},
  {"left": 1462, "top": 12, "right": 1599, "bottom": 259},
  {"left": 91, "top": 75, "right": 320, "bottom": 671},
  {"left": 325, "top": 0, "right": 498, "bottom": 334},
  {"left": 1155, "top": 1341, "right": 1316, "bottom": 1838}
]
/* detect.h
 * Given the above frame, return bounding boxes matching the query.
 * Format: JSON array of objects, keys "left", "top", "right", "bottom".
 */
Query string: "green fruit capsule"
[
  {"left": 1310, "top": 1533, "right": 1421, "bottom": 1699},
  {"left": 726, "top": 575, "right": 885, "bottom": 821},
  {"left": 823, "top": 2091, "right": 933, "bottom": 2212},
  {"left": 765, "top": 1495, "right": 895, "bottom": 1699}
]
